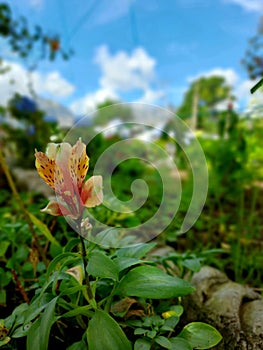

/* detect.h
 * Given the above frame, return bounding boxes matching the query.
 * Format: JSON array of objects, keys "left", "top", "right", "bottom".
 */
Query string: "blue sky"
[{"left": 1, "top": 0, "right": 262, "bottom": 116}]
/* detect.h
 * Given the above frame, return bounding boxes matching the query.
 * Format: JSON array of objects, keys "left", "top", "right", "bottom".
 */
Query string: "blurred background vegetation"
[{"left": 0, "top": 1, "right": 263, "bottom": 314}]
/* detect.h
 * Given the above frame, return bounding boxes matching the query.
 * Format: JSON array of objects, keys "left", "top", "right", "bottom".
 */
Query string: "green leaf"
[
  {"left": 161, "top": 305, "right": 184, "bottom": 322},
  {"left": 178, "top": 322, "right": 222, "bottom": 349},
  {"left": 134, "top": 338, "right": 152, "bottom": 350},
  {"left": 23, "top": 293, "right": 53, "bottom": 324},
  {"left": 0, "top": 241, "right": 10, "bottom": 257},
  {"left": 171, "top": 305, "right": 184, "bottom": 317},
  {"left": 182, "top": 258, "right": 201, "bottom": 272},
  {"left": 47, "top": 252, "right": 78, "bottom": 277},
  {"left": 116, "top": 242, "right": 156, "bottom": 259},
  {"left": 134, "top": 328, "right": 147, "bottom": 335},
  {"left": 0, "top": 337, "right": 11, "bottom": 347},
  {"left": 87, "top": 310, "right": 132, "bottom": 350},
  {"left": 115, "top": 266, "right": 195, "bottom": 299},
  {"left": 29, "top": 213, "right": 59, "bottom": 246},
  {"left": 146, "top": 330, "right": 156, "bottom": 339},
  {"left": 154, "top": 336, "right": 172, "bottom": 349},
  {"left": 61, "top": 305, "right": 93, "bottom": 318},
  {"left": 0, "top": 268, "right": 11, "bottom": 287},
  {"left": 250, "top": 77, "right": 263, "bottom": 94},
  {"left": 113, "top": 257, "right": 145, "bottom": 272},
  {"left": 170, "top": 337, "right": 192, "bottom": 350},
  {"left": 67, "top": 339, "right": 87, "bottom": 350},
  {"left": 64, "top": 238, "right": 80, "bottom": 252},
  {"left": 87, "top": 251, "right": 119, "bottom": 281},
  {"left": 161, "top": 316, "right": 180, "bottom": 332},
  {"left": 12, "top": 323, "right": 32, "bottom": 338},
  {"left": 9, "top": 303, "right": 29, "bottom": 328},
  {"left": 26, "top": 297, "right": 58, "bottom": 350}
]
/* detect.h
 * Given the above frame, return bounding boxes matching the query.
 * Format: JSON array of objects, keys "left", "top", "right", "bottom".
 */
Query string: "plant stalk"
[{"left": 77, "top": 221, "right": 93, "bottom": 301}]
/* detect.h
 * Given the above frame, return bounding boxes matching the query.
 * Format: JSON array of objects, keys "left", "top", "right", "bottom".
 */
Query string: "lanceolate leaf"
[
  {"left": 26, "top": 297, "right": 58, "bottom": 350},
  {"left": 87, "top": 310, "right": 132, "bottom": 350},
  {"left": 115, "top": 265, "right": 194, "bottom": 299}
]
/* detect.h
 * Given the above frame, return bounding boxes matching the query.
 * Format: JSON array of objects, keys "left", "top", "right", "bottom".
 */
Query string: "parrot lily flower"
[{"left": 35, "top": 139, "right": 103, "bottom": 220}]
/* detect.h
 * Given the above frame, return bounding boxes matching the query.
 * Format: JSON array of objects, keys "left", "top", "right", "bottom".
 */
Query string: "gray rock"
[{"left": 183, "top": 266, "right": 263, "bottom": 349}]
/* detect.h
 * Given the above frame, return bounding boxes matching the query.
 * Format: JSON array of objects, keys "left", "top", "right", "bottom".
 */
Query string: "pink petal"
[
  {"left": 81, "top": 176, "right": 103, "bottom": 208},
  {"left": 53, "top": 143, "right": 75, "bottom": 196}
]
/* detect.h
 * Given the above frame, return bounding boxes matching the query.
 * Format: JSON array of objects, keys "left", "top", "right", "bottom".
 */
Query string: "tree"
[
  {"left": 0, "top": 2, "right": 72, "bottom": 62},
  {"left": 177, "top": 76, "right": 233, "bottom": 130},
  {"left": 0, "top": 2, "right": 72, "bottom": 167},
  {"left": 242, "top": 16, "right": 263, "bottom": 81},
  {"left": 242, "top": 16, "right": 263, "bottom": 93}
]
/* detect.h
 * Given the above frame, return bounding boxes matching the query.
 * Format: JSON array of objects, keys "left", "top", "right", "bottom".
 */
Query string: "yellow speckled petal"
[
  {"left": 69, "top": 139, "right": 89, "bottom": 190},
  {"left": 35, "top": 152, "right": 55, "bottom": 189}
]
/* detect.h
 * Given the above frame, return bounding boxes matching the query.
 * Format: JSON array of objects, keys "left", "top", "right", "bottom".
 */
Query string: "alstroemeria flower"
[{"left": 35, "top": 139, "right": 103, "bottom": 219}]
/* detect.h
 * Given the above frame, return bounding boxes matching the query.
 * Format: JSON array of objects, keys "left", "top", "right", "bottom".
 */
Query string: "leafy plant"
[{"left": 0, "top": 140, "right": 223, "bottom": 349}]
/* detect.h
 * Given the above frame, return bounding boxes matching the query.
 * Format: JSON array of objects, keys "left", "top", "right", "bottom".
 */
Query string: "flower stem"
[{"left": 77, "top": 222, "right": 93, "bottom": 301}]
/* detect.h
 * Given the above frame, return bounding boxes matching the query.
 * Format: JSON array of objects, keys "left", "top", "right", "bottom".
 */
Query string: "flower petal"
[
  {"left": 35, "top": 152, "right": 55, "bottom": 189},
  {"left": 40, "top": 200, "right": 80, "bottom": 219},
  {"left": 69, "top": 139, "right": 89, "bottom": 190},
  {"left": 40, "top": 201, "right": 65, "bottom": 216},
  {"left": 66, "top": 265, "right": 83, "bottom": 284},
  {"left": 81, "top": 176, "right": 103, "bottom": 208},
  {"left": 53, "top": 143, "right": 75, "bottom": 196},
  {"left": 45, "top": 143, "right": 59, "bottom": 160},
  {"left": 46, "top": 142, "right": 72, "bottom": 161}
]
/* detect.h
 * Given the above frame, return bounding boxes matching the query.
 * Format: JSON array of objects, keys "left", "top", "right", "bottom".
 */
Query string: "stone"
[{"left": 183, "top": 266, "right": 263, "bottom": 349}]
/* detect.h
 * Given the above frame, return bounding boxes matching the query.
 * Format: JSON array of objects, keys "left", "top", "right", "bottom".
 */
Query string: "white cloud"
[
  {"left": 95, "top": 45, "right": 156, "bottom": 91},
  {"left": 224, "top": 0, "right": 263, "bottom": 11},
  {"left": 0, "top": 60, "right": 75, "bottom": 105},
  {"left": 70, "top": 45, "right": 162, "bottom": 115},
  {"left": 33, "top": 71, "right": 75, "bottom": 98},
  {"left": 70, "top": 88, "right": 119, "bottom": 115},
  {"left": 189, "top": 67, "right": 239, "bottom": 86}
]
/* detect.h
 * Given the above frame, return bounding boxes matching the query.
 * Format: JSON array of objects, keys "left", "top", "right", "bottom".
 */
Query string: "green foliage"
[
  {"left": 177, "top": 75, "right": 232, "bottom": 121},
  {"left": 178, "top": 322, "right": 222, "bottom": 349},
  {"left": 0, "top": 2, "right": 72, "bottom": 61},
  {"left": 116, "top": 265, "right": 194, "bottom": 299},
  {"left": 1, "top": 93, "right": 61, "bottom": 168},
  {"left": 0, "top": 192, "right": 222, "bottom": 349},
  {"left": 87, "top": 310, "right": 132, "bottom": 350},
  {"left": 128, "top": 312, "right": 221, "bottom": 349},
  {"left": 2, "top": 108, "right": 263, "bottom": 348},
  {"left": 242, "top": 16, "right": 263, "bottom": 81}
]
